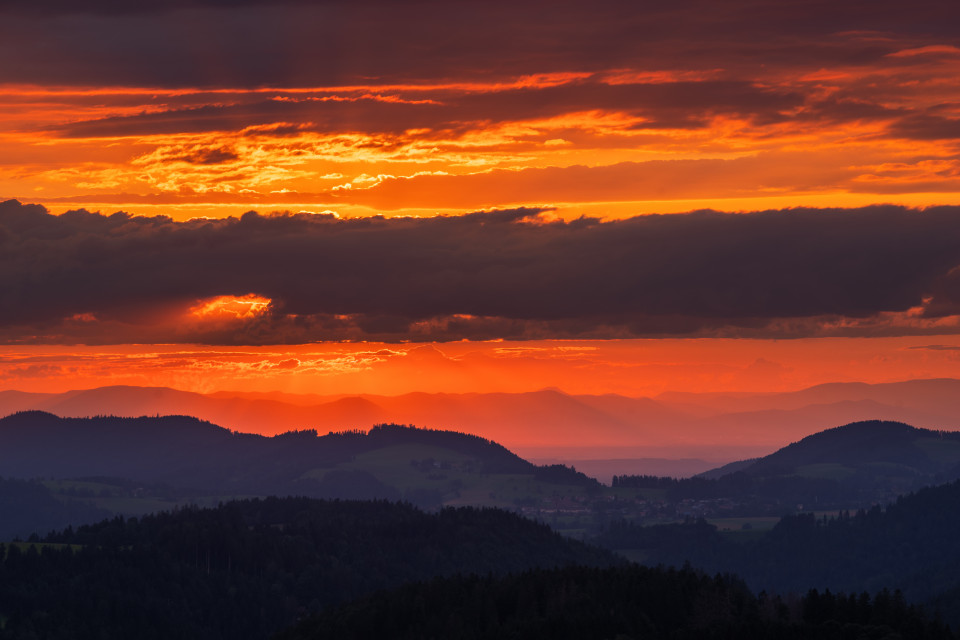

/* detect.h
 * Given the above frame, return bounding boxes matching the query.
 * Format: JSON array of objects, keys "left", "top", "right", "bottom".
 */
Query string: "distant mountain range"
[{"left": 2, "top": 379, "right": 960, "bottom": 459}]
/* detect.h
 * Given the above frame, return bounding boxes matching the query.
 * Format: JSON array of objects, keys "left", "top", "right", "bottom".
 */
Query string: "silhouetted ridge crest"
[
  {"left": 0, "top": 413, "right": 587, "bottom": 496},
  {"left": 614, "top": 419, "right": 960, "bottom": 507},
  {"left": 745, "top": 420, "right": 952, "bottom": 474},
  {"left": 1, "top": 409, "right": 61, "bottom": 424}
]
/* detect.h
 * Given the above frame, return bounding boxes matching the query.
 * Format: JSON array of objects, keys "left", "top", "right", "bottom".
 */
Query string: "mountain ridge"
[{"left": 4, "top": 379, "right": 960, "bottom": 457}]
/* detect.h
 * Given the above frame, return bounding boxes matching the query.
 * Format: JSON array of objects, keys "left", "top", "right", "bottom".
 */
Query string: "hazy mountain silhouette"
[
  {"left": 3, "top": 380, "right": 959, "bottom": 458},
  {"left": 656, "top": 378, "right": 960, "bottom": 417}
]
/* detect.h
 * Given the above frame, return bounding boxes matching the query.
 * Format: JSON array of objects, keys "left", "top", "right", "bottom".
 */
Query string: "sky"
[{"left": 3, "top": 0, "right": 960, "bottom": 399}]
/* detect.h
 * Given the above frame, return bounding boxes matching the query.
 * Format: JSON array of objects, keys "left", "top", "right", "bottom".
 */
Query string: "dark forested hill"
[
  {"left": 0, "top": 477, "right": 110, "bottom": 541},
  {"left": 277, "top": 564, "right": 954, "bottom": 640},
  {"left": 739, "top": 479, "right": 960, "bottom": 619},
  {"left": 742, "top": 420, "right": 960, "bottom": 477},
  {"left": 0, "top": 411, "right": 532, "bottom": 488},
  {"left": 725, "top": 419, "right": 960, "bottom": 506},
  {"left": 597, "top": 479, "right": 960, "bottom": 625},
  {"left": 0, "top": 498, "right": 618, "bottom": 640},
  {"left": 616, "top": 420, "right": 960, "bottom": 509},
  {"left": 5, "top": 497, "right": 952, "bottom": 640},
  {"left": 1, "top": 410, "right": 594, "bottom": 495}
]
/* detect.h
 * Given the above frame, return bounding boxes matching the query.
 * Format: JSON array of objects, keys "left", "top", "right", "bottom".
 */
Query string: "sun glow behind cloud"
[{"left": 190, "top": 295, "right": 272, "bottom": 320}]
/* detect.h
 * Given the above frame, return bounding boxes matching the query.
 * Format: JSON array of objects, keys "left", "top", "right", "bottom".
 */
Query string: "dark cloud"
[
  {"left": 166, "top": 146, "right": 239, "bottom": 165},
  {"left": 889, "top": 114, "right": 960, "bottom": 141},
  {"left": 1, "top": 1, "right": 958, "bottom": 88},
  {"left": 4, "top": 200, "right": 960, "bottom": 344},
  {"left": 52, "top": 98, "right": 448, "bottom": 139},
  {"left": 0, "top": 0, "right": 323, "bottom": 15},
  {"left": 49, "top": 80, "right": 804, "bottom": 140}
]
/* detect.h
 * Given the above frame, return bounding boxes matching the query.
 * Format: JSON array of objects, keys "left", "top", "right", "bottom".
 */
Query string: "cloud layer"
[
  {"left": 4, "top": 199, "right": 960, "bottom": 344},
  {"left": 2, "top": 0, "right": 959, "bottom": 87}
]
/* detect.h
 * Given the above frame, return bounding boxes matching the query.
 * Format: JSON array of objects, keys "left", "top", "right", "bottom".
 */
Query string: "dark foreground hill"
[
  {"left": 597, "top": 478, "right": 960, "bottom": 625},
  {"left": 0, "top": 498, "right": 617, "bottom": 640},
  {"left": 278, "top": 565, "right": 954, "bottom": 640},
  {"left": 2, "top": 497, "right": 952, "bottom": 640}
]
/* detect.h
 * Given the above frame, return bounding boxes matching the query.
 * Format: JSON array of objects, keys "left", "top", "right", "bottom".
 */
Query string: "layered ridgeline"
[
  {"left": 4, "top": 414, "right": 960, "bottom": 634},
  {"left": 0, "top": 411, "right": 598, "bottom": 540},
  {"left": 4, "top": 379, "right": 960, "bottom": 456},
  {"left": 5, "top": 413, "right": 960, "bottom": 540},
  {"left": 0, "top": 498, "right": 617, "bottom": 640}
]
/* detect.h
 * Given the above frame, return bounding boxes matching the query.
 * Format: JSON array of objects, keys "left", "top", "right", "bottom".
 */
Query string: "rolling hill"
[
  {"left": 0, "top": 411, "right": 600, "bottom": 537},
  {"left": 716, "top": 419, "right": 960, "bottom": 497},
  {"left": 612, "top": 420, "right": 960, "bottom": 514}
]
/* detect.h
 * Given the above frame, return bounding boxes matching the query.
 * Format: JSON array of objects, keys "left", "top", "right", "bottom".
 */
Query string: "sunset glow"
[
  {"left": 7, "top": 5, "right": 960, "bottom": 634},
  {"left": 190, "top": 295, "right": 272, "bottom": 320},
  {"left": 3, "top": 337, "right": 960, "bottom": 399},
  {"left": 2, "top": 5, "right": 960, "bottom": 221},
  {"left": 3, "top": 0, "right": 960, "bottom": 432}
]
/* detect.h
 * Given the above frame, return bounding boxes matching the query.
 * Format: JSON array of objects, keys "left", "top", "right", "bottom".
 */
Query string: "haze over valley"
[{"left": 3, "top": 378, "right": 959, "bottom": 469}]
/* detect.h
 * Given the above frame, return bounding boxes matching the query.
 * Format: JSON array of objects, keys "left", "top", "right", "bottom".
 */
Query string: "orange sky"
[
  {"left": 2, "top": 1, "right": 960, "bottom": 404},
  {"left": 1, "top": 5, "right": 960, "bottom": 220},
  {"left": 3, "top": 337, "right": 960, "bottom": 398},
  {"left": 4, "top": 66, "right": 960, "bottom": 221}
]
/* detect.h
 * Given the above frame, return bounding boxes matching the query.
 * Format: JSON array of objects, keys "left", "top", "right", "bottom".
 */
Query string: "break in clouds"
[{"left": 3, "top": 200, "right": 960, "bottom": 344}]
